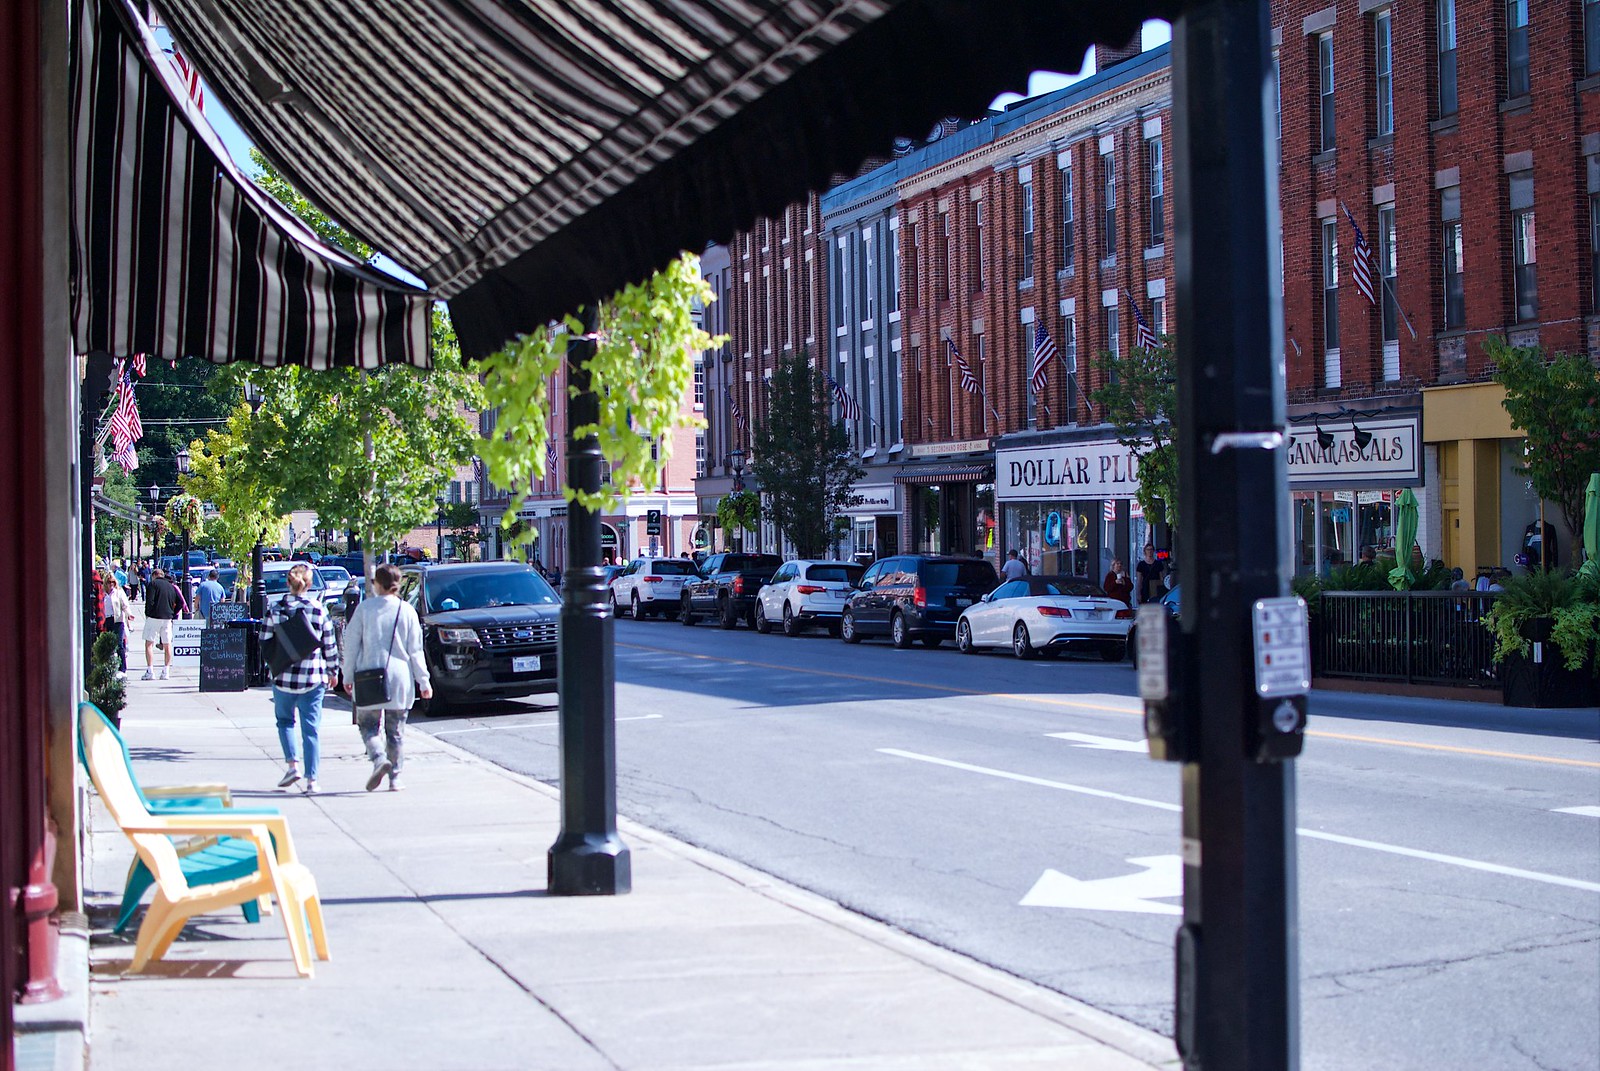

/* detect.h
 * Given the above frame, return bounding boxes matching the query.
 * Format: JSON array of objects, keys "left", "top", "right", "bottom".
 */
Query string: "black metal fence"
[{"left": 1317, "top": 591, "right": 1501, "bottom": 689}]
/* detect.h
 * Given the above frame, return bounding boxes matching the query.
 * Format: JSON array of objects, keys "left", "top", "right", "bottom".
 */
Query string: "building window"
[
  {"left": 1506, "top": 0, "right": 1529, "bottom": 99},
  {"left": 1438, "top": 0, "right": 1458, "bottom": 117},
  {"left": 1377, "top": 205, "right": 1398, "bottom": 345},
  {"left": 890, "top": 223, "right": 900, "bottom": 313},
  {"left": 837, "top": 238, "right": 851, "bottom": 325},
  {"left": 1589, "top": 156, "right": 1600, "bottom": 311},
  {"left": 1020, "top": 179, "right": 1035, "bottom": 282},
  {"left": 693, "top": 356, "right": 705, "bottom": 408},
  {"left": 1588, "top": 0, "right": 1600, "bottom": 75},
  {"left": 1318, "top": 32, "right": 1335, "bottom": 153},
  {"left": 1101, "top": 152, "right": 1117, "bottom": 259},
  {"left": 861, "top": 230, "right": 874, "bottom": 322},
  {"left": 1441, "top": 186, "right": 1465, "bottom": 329},
  {"left": 1061, "top": 165, "right": 1075, "bottom": 274},
  {"left": 1321, "top": 217, "right": 1341, "bottom": 354},
  {"left": 1510, "top": 171, "right": 1537, "bottom": 322},
  {"left": 1374, "top": 10, "right": 1393, "bottom": 136},
  {"left": 1150, "top": 296, "right": 1166, "bottom": 338},
  {"left": 1273, "top": 51, "right": 1282, "bottom": 162},
  {"left": 1062, "top": 315, "right": 1078, "bottom": 422},
  {"left": 1146, "top": 136, "right": 1164, "bottom": 247},
  {"left": 1104, "top": 306, "right": 1120, "bottom": 364},
  {"left": 973, "top": 199, "right": 987, "bottom": 290},
  {"left": 783, "top": 263, "right": 794, "bottom": 348},
  {"left": 940, "top": 209, "right": 953, "bottom": 301},
  {"left": 761, "top": 218, "right": 771, "bottom": 251},
  {"left": 907, "top": 221, "right": 920, "bottom": 307},
  {"left": 695, "top": 430, "right": 706, "bottom": 477}
]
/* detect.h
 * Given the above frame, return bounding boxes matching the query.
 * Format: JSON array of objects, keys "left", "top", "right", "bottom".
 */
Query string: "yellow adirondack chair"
[{"left": 80, "top": 705, "right": 330, "bottom": 977}]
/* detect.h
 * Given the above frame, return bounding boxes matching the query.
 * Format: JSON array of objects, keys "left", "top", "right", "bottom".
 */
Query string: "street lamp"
[
  {"left": 174, "top": 448, "right": 193, "bottom": 615},
  {"left": 435, "top": 494, "right": 446, "bottom": 562},
  {"left": 728, "top": 449, "right": 746, "bottom": 551}
]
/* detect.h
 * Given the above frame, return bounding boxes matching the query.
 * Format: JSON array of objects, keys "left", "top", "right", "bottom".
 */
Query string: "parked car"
[
  {"left": 955, "top": 575, "right": 1135, "bottom": 661},
  {"left": 317, "top": 565, "right": 354, "bottom": 616},
  {"left": 260, "top": 559, "right": 328, "bottom": 611},
  {"left": 399, "top": 562, "right": 561, "bottom": 714},
  {"left": 609, "top": 556, "right": 699, "bottom": 619},
  {"left": 840, "top": 555, "right": 999, "bottom": 648},
  {"left": 680, "top": 552, "right": 783, "bottom": 629},
  {"left": 754, "top": 559, "right": 863, "bottom": 636}
]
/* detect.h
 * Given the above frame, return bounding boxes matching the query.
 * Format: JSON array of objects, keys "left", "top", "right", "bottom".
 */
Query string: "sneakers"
[
  {"left": 158, "top": 668, "right": 169, "bottom": 680},
  {"left": 140, "top": 669, "right": 154, "bottom": 681},
  {"left": 302, "top": 779, "right": 319, "bottom": 795},
  {"left": 387, "top": 774, "right": 404, "bottom": 792},
  {"left": 277, "top": 767, "right": 302, "bottom": 789},
  {"left": 365, "top": 759, "right": 393, "bottom": 792}
]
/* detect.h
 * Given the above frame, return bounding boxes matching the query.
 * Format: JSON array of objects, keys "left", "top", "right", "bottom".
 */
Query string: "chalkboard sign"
[
  {"left": 199, "top": 628, "right": 249, "bottom": 692},
  {"left": 208, "top": 601, "right": 249, "bottom": 628}
]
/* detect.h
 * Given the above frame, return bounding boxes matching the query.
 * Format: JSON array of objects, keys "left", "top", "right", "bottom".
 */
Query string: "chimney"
[{"left": 1094, "top": 33, "right": 1142, "bottom": 73}]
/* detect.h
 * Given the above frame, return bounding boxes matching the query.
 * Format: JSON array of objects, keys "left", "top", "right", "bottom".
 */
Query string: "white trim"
[
  {"left": 1101, "top": 289, "right": 1118, "bottom": 307},
  {"left": 1020, "top": 305, "right": 1035, "bottom": 324}
]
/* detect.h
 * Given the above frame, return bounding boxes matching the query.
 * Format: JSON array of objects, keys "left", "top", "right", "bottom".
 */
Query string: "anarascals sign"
[
  {"left": 997, "top": 441, "right": 1149, "bottom": 502},
  {"left": 1286, "top": 415, "right": 1420, "bottom": 486}
]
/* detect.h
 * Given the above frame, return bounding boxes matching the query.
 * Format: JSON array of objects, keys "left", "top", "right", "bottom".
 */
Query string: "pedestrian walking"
[
  {"left": 1102, "top": 558, "right": 1134, "bottom": 607},
  {"left": 100, "top": 569, "right": 132, "bottom": 674},
  {"left": 141, "top": 568, "right": 182, "bottom": 680},
  {"left": 137, "top": 561, "right": 151, "bottom": 600},
  {"left": 343, "top": 564, "right": 431, "bottom": 793},
  {"left": 260, "top": 563, "right": 340, "bottom": 793},
  {"left": 1001, "top": 549, "right": 1028, "bottom": 581},
  {"left": 1135, "top": 543, "right": 1167, "bottom": 605},
  {"left": 196, "top": 568, "right": 227, "bottom": 623}
]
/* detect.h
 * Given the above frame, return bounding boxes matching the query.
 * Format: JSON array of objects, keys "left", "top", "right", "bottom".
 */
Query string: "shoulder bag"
[
  {"left": 266, "top": 600, "right": 318, "bottom": 675},
  {"left": 352, "top": 604, "right": 403, "bottom": 708}
]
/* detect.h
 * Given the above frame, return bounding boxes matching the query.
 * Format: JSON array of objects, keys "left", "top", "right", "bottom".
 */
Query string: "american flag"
[
  {"left": 545, "top": 439, "right": 559, "bottom": 472},
  {"left": 109, "top": 437, "right": 138, "bottom": 473},
  {"left": 1343, "top": 203, "right": 1377, "bottom": 306},
  {"left": 726, "top": 385, "right": 747, "bottom": 430},
  {"left": 1029, "top": 323, "right": 1057, "bottom": 395},
  {"left": 1130, "top": 295, "right": 1158, "bottom": 351},
  {"left": 828, "top": 376, "right": 861, "bottom": 421},
  {"left": 131, "top": 352, "right": 147, "bottom": 377},
  {"left": 108, "top": 367, "right": 143, "bottom": 447},
  {"left": 168, "top": 48, "right": 205, "bottom": 111},
  {"left": 948, "top": 338, "right": 979, "bottom": 394}
]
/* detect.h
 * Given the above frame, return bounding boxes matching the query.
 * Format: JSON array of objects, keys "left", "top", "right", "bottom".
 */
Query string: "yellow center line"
[{"left": 618, "top": 641, "right": 1599, "bottom": 768}]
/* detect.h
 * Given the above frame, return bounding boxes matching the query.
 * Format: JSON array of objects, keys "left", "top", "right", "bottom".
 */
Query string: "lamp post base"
[{"left": 548, "top": 832, "right": 632, "bottom": 896}]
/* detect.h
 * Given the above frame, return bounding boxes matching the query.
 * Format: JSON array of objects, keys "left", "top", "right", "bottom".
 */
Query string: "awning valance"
[
  {"left": 894, "top": 466, "right": 989, "bottom": 486},
  {"left": 148, "top": 0, "right": 1187, "bottom": 359},
  {"left": 70, "top": 0, "right": 432, "bottom": 369}
]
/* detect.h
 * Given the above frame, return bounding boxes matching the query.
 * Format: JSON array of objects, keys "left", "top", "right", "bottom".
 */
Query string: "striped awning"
[
  {"left": 70, "top": 0, "right": 432, "bottom": 369},
  {"left": 894, "top": 467, "right": 989, "bottom": 486},
  {"left": 147, "top": 0, "right": 1186, "bottom": 359}
]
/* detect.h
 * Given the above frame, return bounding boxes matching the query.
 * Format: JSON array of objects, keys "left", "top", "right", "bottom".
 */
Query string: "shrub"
[
  {"left": 86, "top": 629, "right": 126, "bottom": 726},
  {"left": 1482, "top": 570, "right": 1599, "bottom": 672}
]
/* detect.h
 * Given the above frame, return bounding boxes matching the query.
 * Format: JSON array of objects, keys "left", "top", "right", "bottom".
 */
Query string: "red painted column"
[{"left": 1, "top": 0, "right": 64, "bottom": 1040}]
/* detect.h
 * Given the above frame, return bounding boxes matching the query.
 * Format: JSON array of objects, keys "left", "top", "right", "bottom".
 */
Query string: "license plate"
[
  {"left": 955, "top": 598, "right": 972, "bottom": 607},
  {"left": 512, "top": 655, "right": 541, "bottom": 673}
]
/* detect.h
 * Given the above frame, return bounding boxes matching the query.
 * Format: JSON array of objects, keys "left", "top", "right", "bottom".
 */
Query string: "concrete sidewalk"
[{"left": 84, "top": 670, "right": 1180, "bottom": 1071}]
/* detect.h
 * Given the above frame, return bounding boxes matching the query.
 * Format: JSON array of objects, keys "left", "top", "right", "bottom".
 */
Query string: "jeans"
[
  {"left": 272, "top": 685, "right": 325, "bottom": 780},
  {"left": 357, "top": 709, "right": 407, "bottom": 773}
]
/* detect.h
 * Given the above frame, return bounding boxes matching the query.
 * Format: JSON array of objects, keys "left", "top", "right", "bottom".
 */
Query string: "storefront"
[
  {"left": 840, "top": 481, "right": 900, "bottom": 562},
  {"left": 1286, "top": 410, "right": 1425, "bottom": 574},
  {"left": 893, "top": 440, "right": 995, "bottom": 559},
  {"left": 995, "top": 436, "right": 1154, "bottom": 581}
]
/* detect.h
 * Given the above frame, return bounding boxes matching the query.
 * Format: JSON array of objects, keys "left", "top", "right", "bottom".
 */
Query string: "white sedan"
[
  {"left": 754, "top": 559, "right": 864, "bottom": 636},
  {"left": 955, "top": 576, "right": 1134, "bottom": 661},
  {"left": 609, "top": 556, "right": 700, "bottom": 619}
]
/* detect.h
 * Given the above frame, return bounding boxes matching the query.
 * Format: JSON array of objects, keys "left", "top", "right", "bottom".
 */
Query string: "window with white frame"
[
  {"left": 1062, "top": 315, "right": 1078, "bottom": 421},
  {"left": 1321, "top": 217, "right": 1341, "bottom": 354},
  {"left": 1104, "top": 306, "right": 1120, "bottom": 365},
  {"left": 1150, "top": 296, "right": 1166, "bottom": 338},
  {"left": 1590, "top": 156, "right": 1600, "bottom": 311},
  {"left": 1438, "top": 0, "right": 1458, "bottom": 117},
  {"left": 1061, "top": 165, "right": 1075, "bottom": 274},
  {"left": 1509, "top": 171, "right": 1537, "bottom": 322},
  {"left": 941, "top": 209, "right": 953, "bottom": 300},
  {"left": 861, "top": 229, "right": 874, "bottom": 322},
  {"left": 1318, "top": 32, "right": 1335, "bottom": 153},
  {"left": 1146, "top": 135, "right": 1164, "bottom": 247},
  {"left": 695, "top": 430, "right": 706, "bottom": 477},
  {"left": 908, "top": 220, "right": 920, "bottom": 306},
  {"left": 1441, "top": 186, "right": 1465, "bottom": 329},
  {"left": 1506, "top": 0, "right": 1529, "bottom": 99},
  {"left": 1023, "top": 323, "right": 1039, "bottom": 429},
  {"left": 1588, "top": 0, "right": 1600, "bottom": 75},
  {"left": 974, "top": 199, "right": 987, "bottom": 291},
  {"left": 890, "top": 220, "right": 900, "bottom": 313},
  {"left": 1374, "top": 10, "right": 1394, "bottom": 136},
  {"left": 837, "top": 237, "right": 851, "bottom": 324},
  {"left": 693, "top": 356, "right": 705, "bottom": 408},
  {"left": 1020, "top": 178, "right": 1035, "bottom": 281},
  {"left": 1101, "top": 151, "right": 1117, "bottom": 259},
  {"left": 1378, "top": 204, "right": 1399, "bottom": 347}
]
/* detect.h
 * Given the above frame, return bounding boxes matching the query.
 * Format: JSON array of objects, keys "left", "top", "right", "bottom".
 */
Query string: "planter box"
[{"left": 1500, "top": 622, "right": 1598, "bottom": 708}]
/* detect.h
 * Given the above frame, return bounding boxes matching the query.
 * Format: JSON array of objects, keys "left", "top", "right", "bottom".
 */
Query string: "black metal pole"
[
  {"left": 548, "top": 306, "right": 631, "bottom": 895},
  {"left": 250, "top": 536, "right": 265, "bottom": 684},
  {"left": 80, "top": 352, "right": 115, "bottom": 669},
  {"left": 180, "top": 528, "right": 192, "bottom": 617},
  {"left": 1172, "top": 2, "right": 1299, "bottom": 1068}
]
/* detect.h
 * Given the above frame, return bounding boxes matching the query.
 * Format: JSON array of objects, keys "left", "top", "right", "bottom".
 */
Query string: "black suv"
[
  {"left": 680, "top": 552, "right": 782, "bottom": 629},
  {"left": 399, "top": 562, "right": 561, "bottom": 714},
  {"left": 840, "top": 555, "right": 1000, "bottom": 648}
]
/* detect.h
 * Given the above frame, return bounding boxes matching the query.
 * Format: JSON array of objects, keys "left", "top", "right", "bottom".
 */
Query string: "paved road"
[{"left": 416, "top": 616, "right": 1600, "bottom": 1071}]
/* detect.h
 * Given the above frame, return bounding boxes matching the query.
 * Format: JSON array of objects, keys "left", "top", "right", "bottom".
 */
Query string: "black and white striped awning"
[
  {"left": 147, "top": 0, "right": 1185, "bottom": 359},
  {"left": 70, "top": 0, "right": 433, "bottom": 369}
]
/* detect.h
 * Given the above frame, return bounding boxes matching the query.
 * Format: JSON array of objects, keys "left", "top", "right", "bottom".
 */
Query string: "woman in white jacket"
[{"left": 342, "top": 564, "right": 432, "bottom": 791}]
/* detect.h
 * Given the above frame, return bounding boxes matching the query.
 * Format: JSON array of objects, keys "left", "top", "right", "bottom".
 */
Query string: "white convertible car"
[{"left": 955, "top": 575, "right": 1134, "bottom": 661}]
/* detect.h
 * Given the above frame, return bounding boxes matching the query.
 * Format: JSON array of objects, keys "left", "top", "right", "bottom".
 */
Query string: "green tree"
[
  {"left": 1488, "top": 337, "right": 1600, "bottom": 565},
  {"left": 95, "top": 463, "right": 138, "bottom": 558},
  {"left": 749, "top": 351, "right": 863, "bottom": 558},
  {"left": 441, "top": 501, "right": 481, "bottom": 560},
  {"left": 179, "top": 404, "right": 290, "bottom": 580},
  {"left": 1090, "top": 338, "right": 1178, "bottom": 531}
]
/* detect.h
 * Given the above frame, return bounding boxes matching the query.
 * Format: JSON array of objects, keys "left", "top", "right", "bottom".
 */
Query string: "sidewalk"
[{"left": 84, "top": 669, "right": 1180, "bottom": 1071}]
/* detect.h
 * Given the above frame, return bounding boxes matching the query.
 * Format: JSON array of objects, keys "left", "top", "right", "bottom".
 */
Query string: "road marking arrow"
[
  {"left": 1020, "top": 855, "right": 1182, "bottom": 915},
  {"left": 1046, "top": 731, "right": 1148, "bottom": 754},
  {"left": 1553, "top": 805, "right": 1600, "bottom": 818}
]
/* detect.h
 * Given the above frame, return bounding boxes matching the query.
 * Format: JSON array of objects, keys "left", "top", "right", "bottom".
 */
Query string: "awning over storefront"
[
  {"left": 147, "top": 0, "right": 1185, "bottom": 359},
  {"left": 894, "top": 466, "right": 988, "bottom": 485},
  {"left": 71, "top": 0, "right": 432, "bottom": 368}
]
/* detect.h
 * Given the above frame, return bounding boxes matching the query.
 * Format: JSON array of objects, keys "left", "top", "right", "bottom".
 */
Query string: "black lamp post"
[
  {"left": 729, "top": 448, "right": 746, "bottom": 551},
  {"left": 435, "top": 494, "right": 446, "bottom": 561},
  {"left": 174, "top": 447, "right": 192, "bottom": 614}
]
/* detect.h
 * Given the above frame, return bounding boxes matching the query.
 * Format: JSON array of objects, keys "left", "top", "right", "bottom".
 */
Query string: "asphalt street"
[{"left": 414, "top": 616, "right": 1600, "bottom": 1071}]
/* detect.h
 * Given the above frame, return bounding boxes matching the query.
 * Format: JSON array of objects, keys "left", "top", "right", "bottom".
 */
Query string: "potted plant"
[{"left": 1482, "top": 570, "right": 1599, "bottom": 708}]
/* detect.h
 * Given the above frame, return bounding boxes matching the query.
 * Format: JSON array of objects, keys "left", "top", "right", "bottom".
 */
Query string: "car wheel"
[
  {"left": 719, "top": 597, "right": 738, "bottom": 629},
  {"left": 957, "top": 619, "right": 977, "bottom": 654},
  {"left": 840, "top": 609, "right": 861, "bottom": 644},
  {"left": 781, "top": 603, "right": 802, "bottom": 637},
  {"left": 680, "top": 593, "right": 697, "bottom": 625},
  {"left": 1101, "top": 641, "right": 1128, "bottom": 662},
  {"left": 890, "top": 612, "right": 912, "bottom": 649},
  {"left": 609, "top": 592, "right": 622, "bottom": 617},
  {"left": 630, "top": 593, "right": 642, "bottom": 620},
  {"left": 754, "top": 602, "right": 772, "bottom": 633},
  {"left": 1012, "top": 621, "right": 1037, "bottom": 660}
]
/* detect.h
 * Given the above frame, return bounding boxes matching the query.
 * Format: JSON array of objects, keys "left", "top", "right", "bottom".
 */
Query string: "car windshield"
[
  {"left": 646, "top": 560, "right": 698, "bottom": 575},
  {"left": 807, "top": 564, "right": 863, "bottom": 584},
  {"left": 318, "top": 567, "right": 351, "bottom": 585},
  {"left": 921, "top": 562, "right": 999, "bottom": 588},
  {"left": 426, "top": 570, "right": 559, "bottom": 613},
  {"left": 262, "top": 568, "right": 326, "bottom": 594},
  {"left": 1025, "top": 576, "right": 1106, "bottom": 597}
]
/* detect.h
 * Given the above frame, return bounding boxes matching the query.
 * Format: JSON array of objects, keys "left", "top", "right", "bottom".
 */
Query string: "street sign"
[
  {"left": 1135, "top": 604, "right": 1168, "bottom": 700},
  {"left": 646, "top": 509, "right": 662, "bottom": 535},
  {"left": 1251, "top": 597, "right": 1310, "bottom": 698}
]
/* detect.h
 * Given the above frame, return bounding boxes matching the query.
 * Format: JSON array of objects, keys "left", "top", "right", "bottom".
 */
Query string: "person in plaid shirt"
[{"left": 261, "top": 563, "right": 340, "bottom": 793}]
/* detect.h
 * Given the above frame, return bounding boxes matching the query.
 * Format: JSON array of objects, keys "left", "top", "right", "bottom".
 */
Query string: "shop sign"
[
  {"left": 841, "top": 484, "right": 899, "bottom": 515},
  {"left": 996, "top": 440, "right": 1150, "bottom": 502},
  {"left": 910, "top": 438, "right": 990, "bottom": 458},
  {"left": 1287, "top": 417, "right": 1419, "bottom": 485}
]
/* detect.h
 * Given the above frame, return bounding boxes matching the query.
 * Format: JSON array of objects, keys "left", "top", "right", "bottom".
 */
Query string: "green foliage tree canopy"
[{"left": 1089, "top": 338, "right": 1178, "bottom": 530}]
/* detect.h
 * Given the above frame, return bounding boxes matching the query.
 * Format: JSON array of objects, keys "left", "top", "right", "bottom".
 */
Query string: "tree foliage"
[
  {"left": 441, "top": 501, "right": 481, "bottom": 560},
  {"left": 1089, "top": 339, "right": 1178, "bottom": 530},
  {"left": 477, "top": 254, "right": 721, "bottom": 529},
  {"left": 250, "top": 149, "right": 374, "bottom": 261},
  {"left": 95, "top": 463, "right": 138, "bottom": 558},
  {"left": 716, "top": 490, "right": 761, "bottom": 537},
  {"left": 179, "top": 403, "right": 289, "bottom": 577},
  {"left": 749, "top": 351, "right": 863, "bottom": 558},
  {"left": 1488, "top": 337, "right": 1600, "bottom": 562}
]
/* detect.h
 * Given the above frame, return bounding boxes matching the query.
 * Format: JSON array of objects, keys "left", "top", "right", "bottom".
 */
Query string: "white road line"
[
  {"left": 1047, "top": 731, "right": 1149, "bottom": 753},
  {"left": 879, "top": 748, "right": 1600, "bottom": 895},
  {"left": 1554, "top": 805, "right": 1600, "bottom": 818},
  {"left": 433, "top": 713, "right": 662, "bottom": 737}
]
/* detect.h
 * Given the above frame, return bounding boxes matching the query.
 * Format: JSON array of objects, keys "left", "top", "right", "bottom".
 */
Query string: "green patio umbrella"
[
  {"left": 1388, "top": 488, "right": 1420, "bottom": 590},
  {"left": 1580, "top": 472, "right": 1600, "bottom": 584}
]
